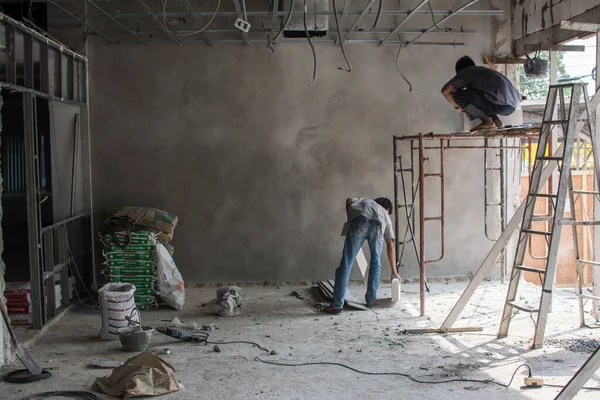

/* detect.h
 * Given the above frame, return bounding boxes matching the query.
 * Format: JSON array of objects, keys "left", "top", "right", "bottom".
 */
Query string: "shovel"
[{"left": 0, "top": 301, "right": 42, "bottom": 375}]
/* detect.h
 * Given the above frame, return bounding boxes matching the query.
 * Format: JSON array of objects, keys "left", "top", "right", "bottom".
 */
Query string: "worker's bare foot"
[
  {"left": 470, "top": 117, "right": 496, "bottom": 132},
  {"left": 489, "top": 114, "right": 504, "bottom": 128}
]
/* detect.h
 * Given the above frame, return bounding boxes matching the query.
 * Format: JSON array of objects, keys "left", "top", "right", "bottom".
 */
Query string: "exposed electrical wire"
[
  {"left": 390, "top": 1, "right": 412, "bottom": 92},
  {"left": 267, "top": 0, "right": 295, "bottom": 52},
  {"left": 255, "top": 359, "right": 534, "bottom": 389},
  {"left": 303, "top": 0, "right": 317, "bottom": 86},
  {"left": 21, "top": 391, "right": 102, "bottom": 400},
  {"left": 371, "top": 0, "right": 383, "bottom": 29},
  {"left": 161, "top": 0, "right": 221, "bottom": 37},
  {"left": 332, "top": 0, "right": 352, "bottom": 72},
  {"left": 428, "top": 2, "right": 447, "bottom": 31},
  {"left": 395, "top": 42, "right": 412, "bottom": 92}
]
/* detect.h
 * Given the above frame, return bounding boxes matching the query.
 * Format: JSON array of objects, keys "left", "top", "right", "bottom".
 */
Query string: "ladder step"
[
  {"left": 486, "top": 203, "right": 502, "bottom": 206},
  {"left": 486, "top": 167, "right": 502, "bottom": 171},
  {"left": 398, "top": 204, "right": 414, "bottom": 208},
  {"left": 571, "top": 190, "right": 600, "bottom": 195},
  {"left": 529, "top": 193, "right": 557, "bottom": 198},
  {"left": 576, "top": 259, "right": 600, "bottom": 267},
  {"left": 515, "top": 265, "right": 547, "bottom": 274},
  {"left": 532, "top": 216, "right": 554, "bottom": 222},
  {"left": 507, "top": 301, "right": 539, "bottom": 313},
  {"left": 545, "top": 120, "right": 570, "bottom": 124},
  {"left": 537, "top": 156, "right": 563, "bottom": 161},
  {"left": 522, "top": 228, "right": 552, "bottom": 236},
  {"left": 577, "top": 293, "right": 600, "bottom": 301},
  {"left": 560, "top": 221, "right": 600, "bottom": 226}
]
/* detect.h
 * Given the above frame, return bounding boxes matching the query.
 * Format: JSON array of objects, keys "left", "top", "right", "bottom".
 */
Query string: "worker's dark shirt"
[{"left": 446, "top": 66, "right": 520, "bottom": 108}]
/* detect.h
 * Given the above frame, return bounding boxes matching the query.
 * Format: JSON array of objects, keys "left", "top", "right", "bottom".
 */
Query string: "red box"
[{"left": 8, "top": 303, "right": 31, "bottom": 314}]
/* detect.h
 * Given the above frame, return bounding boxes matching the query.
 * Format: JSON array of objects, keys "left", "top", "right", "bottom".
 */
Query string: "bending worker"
[
  {"left": 441, "top": 55, "right": 520, "bottom": 131},
  {"left": 324, "top": 197, "right": 399, "bottom": 314}
]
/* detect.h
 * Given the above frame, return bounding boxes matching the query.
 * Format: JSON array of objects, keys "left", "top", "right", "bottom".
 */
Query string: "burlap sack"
[
  {"left": 113, "top": 207, "right": 178, "bottom": 235},
  {"left": 92, "top": 352, "right": 179, "bottom": 398}
]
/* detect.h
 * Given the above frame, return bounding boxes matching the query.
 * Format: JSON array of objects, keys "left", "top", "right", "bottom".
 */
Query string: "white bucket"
[{"left": 98, "top": 283, "right": 139, "bottom": 340}]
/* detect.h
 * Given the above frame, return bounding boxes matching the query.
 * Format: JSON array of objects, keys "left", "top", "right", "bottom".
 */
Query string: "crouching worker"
[
  {"left": 323, "top": 197, "right": 400, "bottom": 314},
  {"left": 441, "top": 55, "right": 520, "bottom": 131}
]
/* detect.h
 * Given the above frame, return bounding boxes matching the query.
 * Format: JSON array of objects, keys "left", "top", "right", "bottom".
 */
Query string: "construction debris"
[
  {"left": 207, "top": 286, "right": 243, "bottom": 317},
  {"left": 548, "top": 338, "right": 600, "bottom": 353}
]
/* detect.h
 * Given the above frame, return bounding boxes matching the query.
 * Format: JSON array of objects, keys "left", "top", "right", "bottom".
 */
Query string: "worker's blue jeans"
[
  {"left": 453, "top": 87, "right": 515, "bottom": 120},
  {"left": 332, "top": 216, "right": 383, "bottom": 308}
]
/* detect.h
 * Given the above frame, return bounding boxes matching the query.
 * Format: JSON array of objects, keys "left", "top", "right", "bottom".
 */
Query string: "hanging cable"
[
  {"left": 332, "top": 0, "right": 351, "bottom": 72},
  {"left": 161, "top": 0, "right": 221, "bottom": 36},
  {"left": 428, "top": 2, "right": 447, "bottom": 31},
  {"left": 267, "top": 0, "right": 295, "bottom": 52},
  {"left": 21, "top": 391, "right": 102, "bottom": 400},
  {"left": 370, "top": 0, "right": 383, "bottom": 29},
  {"left": 395, "top": 41, "right": 412, "bottom": 92},
  {"left": 303, "top": 0, "right": 317, "bottom": 86}
]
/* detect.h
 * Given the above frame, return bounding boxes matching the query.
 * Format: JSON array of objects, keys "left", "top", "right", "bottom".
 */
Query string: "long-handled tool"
[{"left": 0, "top": 301, "right": 43, "bottom": 375}]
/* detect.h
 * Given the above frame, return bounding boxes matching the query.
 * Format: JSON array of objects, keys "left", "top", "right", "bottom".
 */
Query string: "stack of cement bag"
[
  {"left": 101, "top": 207, "right": 181, "bottom": 310},
  {"left": 104, "top": 207, "right": 178, "bottom": 254}
]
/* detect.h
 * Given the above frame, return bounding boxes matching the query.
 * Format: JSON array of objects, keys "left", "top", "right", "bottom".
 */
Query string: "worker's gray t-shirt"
[
  {"left": 348, "top": 198, "right": 395, "bottom": 240},
  {"left": 446, "top": 66, "right": 520, "bottom": 108}
]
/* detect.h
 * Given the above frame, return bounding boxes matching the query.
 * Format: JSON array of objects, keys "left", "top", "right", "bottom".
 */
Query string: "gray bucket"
[{"left": 118, "top": 325, "right": 154, "bottom": 352}]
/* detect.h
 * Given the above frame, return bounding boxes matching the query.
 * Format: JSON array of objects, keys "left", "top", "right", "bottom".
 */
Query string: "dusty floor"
[{"left": 2, "top": 281, "right": 600, "bottom": 400}]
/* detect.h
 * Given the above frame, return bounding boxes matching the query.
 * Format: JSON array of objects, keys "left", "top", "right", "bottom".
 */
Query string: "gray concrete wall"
[{"left": 80, "top": 1, "right": 516, "bottom": 283}]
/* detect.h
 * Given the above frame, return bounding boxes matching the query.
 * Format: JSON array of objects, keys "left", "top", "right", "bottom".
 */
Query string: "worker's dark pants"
[{"left": 453, "top": 87, "right": 515, "bottom": 121}]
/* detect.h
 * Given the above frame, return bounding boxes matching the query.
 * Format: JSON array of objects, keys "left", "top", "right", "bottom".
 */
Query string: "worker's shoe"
[
  {"left": 365, "top": 300, "right": 380, "bottom": 309},
  {"left": 322, "top": 305, "right": 343, "bottom": 314}
]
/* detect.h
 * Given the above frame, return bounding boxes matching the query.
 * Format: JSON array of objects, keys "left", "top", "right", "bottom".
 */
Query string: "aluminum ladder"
[{"left": 498, "top": 83, "right": 596, "bottom": 348}]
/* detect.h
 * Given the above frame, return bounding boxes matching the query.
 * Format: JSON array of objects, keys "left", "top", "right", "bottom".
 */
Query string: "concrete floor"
[{"left": 1, "top": 281, "right": 599, "bottom": 399}]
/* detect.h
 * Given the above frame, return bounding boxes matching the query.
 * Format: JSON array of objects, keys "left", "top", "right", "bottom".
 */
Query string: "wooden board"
[{"left": 318, "top": 280, "right": 367, "bottom": 310}]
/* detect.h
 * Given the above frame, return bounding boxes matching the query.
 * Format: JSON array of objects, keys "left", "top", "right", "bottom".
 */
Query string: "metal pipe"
[
  {"left": 399, "top": 155, "right": 421, "bottom": 269},
  {"left": 418, "top": 133, "right": 425, "bottom": 316},
  {"left": 424, "top": 140, "right": 445, "bottom": 264},
  {"left": 406, "top": 0, "right": 481, "bottom": 47},
  {"left": 180, "top": 0, "right": 212, "bottom": 46},
  {"left": 53, "top": 9, "right": 504, "bottom": 19},
  {"left": 80, "top": 27, "right": 476, "bottom": 36},
  {"left": 396, "top": 129, "right": 540, "bottom": 140},
  {"left": 84, "top": 0, "right": 149, "bottom": 45},
  {"left": 419, "top": 145, "right": 526, "bottom": 149},
  {"left": 342, "top": 0, "right": 376, "bottom": 42},
  {"left": 118, "top": 38, "right": 466, "bottom": 45},
  {"left": 48, "top": 0, "right": 119, "bottom": 45},
  {"left": 136, "top": 0, "right": 181, "bottom": 45},
  {"left": 379, "top": 0, "right": 429, "bottom": 46},
  {"left": 41, "top": 213, "right": 89, "bottom": 233}
]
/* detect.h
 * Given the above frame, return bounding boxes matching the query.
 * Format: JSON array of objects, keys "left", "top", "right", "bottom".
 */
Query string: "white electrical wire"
[{"left": 161, "top": 0, "right": 221, "bottom": 37}]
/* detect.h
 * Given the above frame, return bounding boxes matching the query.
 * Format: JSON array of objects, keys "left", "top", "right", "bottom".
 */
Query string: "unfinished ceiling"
[{"left": 43, "top": 0, "right": 504, "bottom": 46}]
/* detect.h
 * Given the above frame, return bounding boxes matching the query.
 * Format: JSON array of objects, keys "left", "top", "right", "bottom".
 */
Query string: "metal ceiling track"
[
  {"left": 42, "top": 0, "right": 501, "bottom": 46},
  {"left": 0, "top": 12, "right": 86, "bottom": 105}
]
